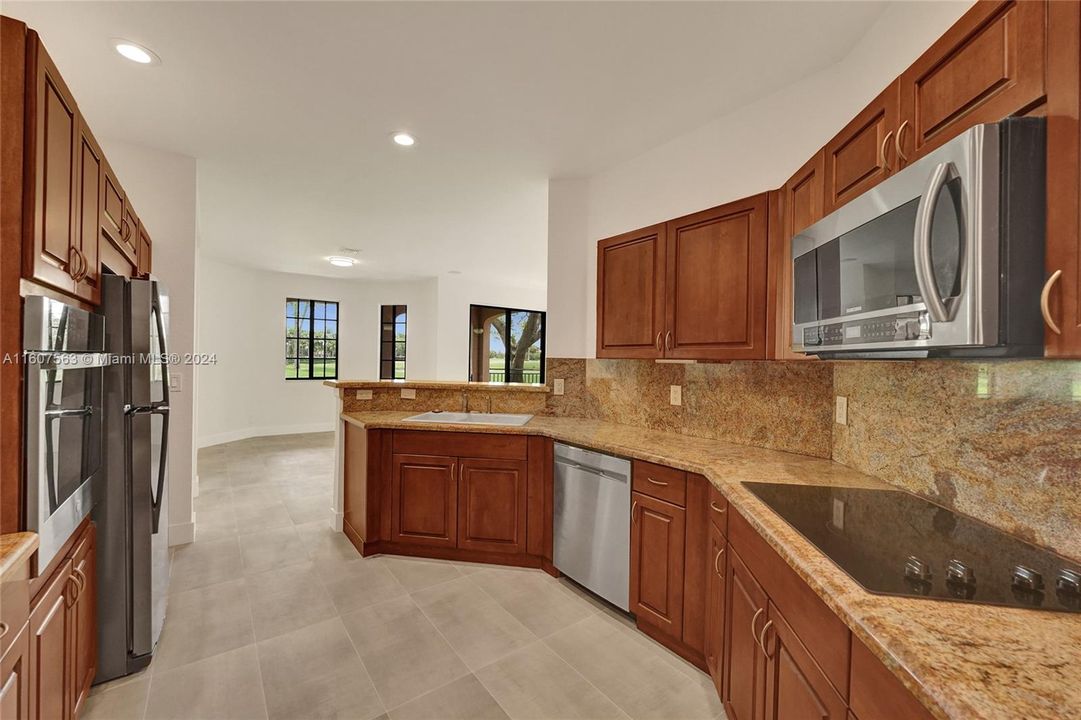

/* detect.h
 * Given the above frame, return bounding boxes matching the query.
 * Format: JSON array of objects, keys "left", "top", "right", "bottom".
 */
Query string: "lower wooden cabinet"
[
  {"left": 457, "top": 458, "right": 528, "bottom": 554},
  {"left": 723, "top": 550, "right": 767, "bottom": 720},
  {"left": 630, "top": 491, "right": 686, "bottom": 637},
  {"left": 0, "top": 611, "right": 31, "bottom": 720},
  {"left": 762, "top": 600, "right": 847, "bottom": 720},
  {"left": 390, "top": 453, "right": 458, "bottom": 548},
  {"left": 69, "top": 526, "right": 96, "bottom": 718},
  {"left": 28, "top": 558, "right": 73, "bottom": 720},
  {"left": 704, "top": 522, "right": 726, "bottom": 692}
]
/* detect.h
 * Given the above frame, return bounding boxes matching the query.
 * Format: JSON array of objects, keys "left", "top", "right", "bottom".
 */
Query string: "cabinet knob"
[{"left": 1041, "top": 270, "right": 1062, "bottom": 335}]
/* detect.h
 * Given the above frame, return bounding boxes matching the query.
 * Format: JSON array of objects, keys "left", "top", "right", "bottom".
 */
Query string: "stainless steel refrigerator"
[{"left": 95, "top": 273, "right": 171, "bottom": 682}]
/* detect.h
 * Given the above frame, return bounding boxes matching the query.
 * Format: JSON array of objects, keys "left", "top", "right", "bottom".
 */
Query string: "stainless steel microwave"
[{"left": 791, "top": 118, "right": 1046, "bottom": 358}]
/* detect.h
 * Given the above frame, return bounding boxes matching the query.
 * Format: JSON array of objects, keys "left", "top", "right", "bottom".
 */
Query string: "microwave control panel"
[{"left": 802, "top": 312, "right": 930, "bottom": 347}]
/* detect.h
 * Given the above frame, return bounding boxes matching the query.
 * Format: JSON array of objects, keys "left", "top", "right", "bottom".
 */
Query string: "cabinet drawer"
[
  {"left": 632, "top": 460, "right": 686, "bottom": 506},
  {"left": 850, "top": 635, "right": 934, "bottom": 720},
  {"left": 392, "top": 430, "right": 527, "bottom": 460},
  {"left": 729, "top": 509, "right": 850, "bottom": 698},
  {"left": 707, "top": 485, "right": 728, "bottom": 535}
]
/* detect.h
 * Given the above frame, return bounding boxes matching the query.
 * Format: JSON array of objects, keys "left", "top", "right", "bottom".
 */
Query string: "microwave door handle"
[{"left": 913, "top": 161, "right": 955, "bottom": 323}]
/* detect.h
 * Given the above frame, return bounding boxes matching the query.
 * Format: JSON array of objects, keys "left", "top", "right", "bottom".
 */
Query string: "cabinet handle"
[
  {"left": 664, "top": 331, "right": 673, "bottom": 351},
  {"left": 67, "top": 573, "right": 81, "bottom": 604},
  {"left": 750, "top": 607, "right": 764, "bottom": 653},
  {"left": 895, "top": 120, "right": 909, "bottom": 164},
  {"left": 68, "top": 246, "right": 79, "bottom": 279},
  {"left": 880, "top": 131, "right": 894, "bottom": 174},
  {"left": 631, "top": 500, "right": 638, "bottom": 525},
  {"left": 646, "top": 477, "right": 668, "bottom": 487},
  {"left": 714, "top": 547, "right": 725, "bottom": 575},
  {"left": 758, "top": 619, "right": 775, "bottom": 660},
  {"left": 76, "top": 249, "right": 88, "bottom": 283},
  {"left": 710, "top": 501, "right": 726, "bottom": 515},
  {"left": 655, "top": 332, "right": 662, "bottom": 351},
  {"left": 1041, "top": 270, "right": 1063, "bottom": 335},
  {"left": 0, "top": 622, "right": 8, "bottom": 639},
  {"left": 121, "top": 218, "right": 132, "bottom": 241},
  {"left": 74, "top": 567, "right": 88, "bottom": 592}
]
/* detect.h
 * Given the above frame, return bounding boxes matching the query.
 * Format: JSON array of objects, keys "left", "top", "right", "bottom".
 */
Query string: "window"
[
  {"left": 469, "top": 305, "right": 545, "bottom": 384},
  {"left": 285, "top": 299, "right": 338, "bottom": 380},
  {"left": 380, "top": 305, "right": 407, "bottom": 380}
]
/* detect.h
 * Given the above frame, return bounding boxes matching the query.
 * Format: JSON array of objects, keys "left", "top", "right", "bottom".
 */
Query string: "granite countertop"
[
  {"left": 324, "top": 379, "right": 549, "bottom": 393},
  {"left": 341, "top": 410, "right": 1081, "bottom": 720},
  {"left": 0, "top": 532, "right": 38, "bottom": 580}
]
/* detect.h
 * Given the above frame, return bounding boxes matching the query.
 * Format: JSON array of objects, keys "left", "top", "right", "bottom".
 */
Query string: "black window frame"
[
  {"left": 379, "top": 304, "right": 407, "bottom": 380},
  {"left": 285, "top": 298, "right": 339, "bottom": 380},
  {"left": 468, "top": 304, "right": 546, "bottom": 384}
]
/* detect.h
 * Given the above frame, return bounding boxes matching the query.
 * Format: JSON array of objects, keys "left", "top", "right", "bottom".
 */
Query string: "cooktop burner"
[{"left": 742, "top": 482, "right": 1081, "bottom": 613}]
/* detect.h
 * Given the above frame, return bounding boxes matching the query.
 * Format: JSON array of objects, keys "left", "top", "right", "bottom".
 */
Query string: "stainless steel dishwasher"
[{"left": 553, "top": 442, "right": 631, "bottom": 611}]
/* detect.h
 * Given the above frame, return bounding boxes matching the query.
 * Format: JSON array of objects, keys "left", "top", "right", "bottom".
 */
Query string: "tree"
[{"left": 489, "top": 312, "right": 542, "bottom": 374}]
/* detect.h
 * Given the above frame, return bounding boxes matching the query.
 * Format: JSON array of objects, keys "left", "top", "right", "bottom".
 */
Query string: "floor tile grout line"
[{"left": 240, "top": 582, "right": 272, "bottom": 720}]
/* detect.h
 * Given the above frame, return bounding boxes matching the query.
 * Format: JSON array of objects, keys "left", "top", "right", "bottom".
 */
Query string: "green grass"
[{"left": 285, "top": 360, "right": 337, "bottom": 379}]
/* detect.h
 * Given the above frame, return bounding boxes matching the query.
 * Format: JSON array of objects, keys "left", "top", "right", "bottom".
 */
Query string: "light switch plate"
[
  {"left": 401, "top": 388, "right": 417, "bottom": 400},
  {"left": 356, "top": 389, "right": 373, "bottom": 400},
  {"left": 552, "top": 379, "right": 565, "bottom": 396},
  {"left": 169, "top": 373, "right": 182, "bottom": 392},
  {"left": 835, "top": 396, "right": 848, "bottom": 425},
  {"left": 670, "top": 385, "right": 682, "bottom": 406}
]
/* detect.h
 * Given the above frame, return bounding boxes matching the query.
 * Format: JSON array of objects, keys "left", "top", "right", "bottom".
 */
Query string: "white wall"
[
  {"left": 196, "top": 257, "right": 440, "bottom": 446},
  {"left": 102, "top": 139, "right": 198, "bottom": 546},
  {"left": 547, "top": 0, "right": 974, "bottom": 358},
  {"left": 434, "top": 274, "right": 548, "bottom": 381}
]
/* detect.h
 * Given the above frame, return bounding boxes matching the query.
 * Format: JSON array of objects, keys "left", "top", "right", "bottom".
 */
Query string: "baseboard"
[
  {"left": 197, "top": 421, "right": 335, "bottom": 448},
  {"left": 332, "top": 509, "right": 344, "bottom": 532},
  {"left": 169, "top": 520, "right": 195, "bottom": 547}
]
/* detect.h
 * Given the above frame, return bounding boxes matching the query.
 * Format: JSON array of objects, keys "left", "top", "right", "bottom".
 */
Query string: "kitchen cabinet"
[
  {"left": 1044, "top": 0, "right": 1081, "bottom": 356},
  {"left": 69, "top": 526, "right": 96, "bottom": 718},
  {"left": 823, "top": 81, "right": 901, "bottom": 214},
  {"left": 630, "top": 491, "right": 685, "bottom": 638},
  {"left": 596, "top": 194, "right": 769, "bottom": 361},
  {"left": 0, "top": 622, "right": 30, "bottom": 720},
  {"left": 73, "top": 120, "right": 102, "bottom": 304},
  {"left": 101, "top": 161, "right": 137, "bottom": 267},
  {"left": 849, "top": 635, "right": 934, "bottom": 720},
  {"left": 704, "top": 522, "right": 726, "bottom": 693},
  {"left": 28, "top": 557, "right": 73, "bottom": 720},
  {"left": 665, "top": 194, "right": 769, "bottom": 360},
  {"left": 390, "top": 453, "right": 458, "bottom": 548},
  {"left": 596, "top": 224, "right": 666, "bottom": 359},
  {"left": 761, "top": 600, "right": 847, "bottom": 720},
  {"left": 24, "top": 32, "right": 81, "bottom": 296},
  {"left": 136, "top": 222, "right": 152, "bottom": 278},
  {"left": 723, "top": 550, "right": 767, "bottom": 720},
  {"left": 457, "top": 457, "right": 528, "bottom": 554},
  {"left": 897, "top": 0, "right": 1046, "bottom": 164}
]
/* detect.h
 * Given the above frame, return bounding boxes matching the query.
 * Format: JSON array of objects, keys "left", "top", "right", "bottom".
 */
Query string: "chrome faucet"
[{"left": 461, "top": 390, "right": 469, "bottom": 413}]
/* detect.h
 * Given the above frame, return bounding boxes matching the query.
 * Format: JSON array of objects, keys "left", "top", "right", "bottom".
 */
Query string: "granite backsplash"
[{"left": 543, "top": 357, "right": 1081, "bottom": 560}]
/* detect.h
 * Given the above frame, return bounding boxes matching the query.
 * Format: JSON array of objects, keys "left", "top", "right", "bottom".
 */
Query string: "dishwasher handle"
[{"left": 554, "top": 456, "right": 629, "bottom": 483}]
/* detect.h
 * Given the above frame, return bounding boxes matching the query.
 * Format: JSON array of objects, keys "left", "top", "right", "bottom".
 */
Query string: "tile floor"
[{"left": 83, "top": 433, "right": 725, "bottom": 720}]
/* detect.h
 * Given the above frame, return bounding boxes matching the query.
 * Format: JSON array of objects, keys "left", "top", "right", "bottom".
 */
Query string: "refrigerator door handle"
[{"left": 125, "top": 403, "right": 170, "bottom": 534}]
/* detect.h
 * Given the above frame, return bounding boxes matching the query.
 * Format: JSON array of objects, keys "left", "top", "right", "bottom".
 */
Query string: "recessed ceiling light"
[
  {"left": 328, "top": 256, "right": 357, "bottom": 267},
  {"left": 112, "top": 39, "right": 160, "bottom": 65},
  {"left": 392, "top": 132, "right": 415, "bottom": 147}
]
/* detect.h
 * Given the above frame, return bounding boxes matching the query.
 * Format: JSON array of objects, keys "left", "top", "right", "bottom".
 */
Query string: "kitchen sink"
[{"left": 403, "top": 411, "right": 534, "bottom": 426}]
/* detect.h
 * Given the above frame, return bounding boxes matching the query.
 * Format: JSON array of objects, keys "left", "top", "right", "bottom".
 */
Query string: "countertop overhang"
[
  {"left": 324, "top": 379, "right": 549, "bottom": 393},
  {"left": 340, "top": 410, "right": 1081, "bottom": 720}
]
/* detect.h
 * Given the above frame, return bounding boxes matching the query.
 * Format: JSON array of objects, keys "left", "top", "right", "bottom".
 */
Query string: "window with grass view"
[
  {"left": 379, "top": 305, "right": 407, "bottom": 379},
  {"left": 468, "top": 305, "right": 545, "bottom": 384},
  {"left": 285, "top": 299, "right": 338, "bottom": 380}
]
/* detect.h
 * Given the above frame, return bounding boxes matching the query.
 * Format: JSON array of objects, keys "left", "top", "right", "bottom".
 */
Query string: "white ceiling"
[{"left": 5, "top": 1, "right": 888, "bottom": 285}]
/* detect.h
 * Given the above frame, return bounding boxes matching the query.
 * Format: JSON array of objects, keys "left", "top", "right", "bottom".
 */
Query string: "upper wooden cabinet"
[
  {"left": 73, "top": 120, "right": 102, "bottom": 304},
  {"left": 101, "top": 160, "right": 138, "bottom": 267},
  {"left": 24, "top": 32, "right": 80, "bottom": 296},
  {"left": 897, "top": 0, "right": 1046, "bottom": 164},
  {"left": 1044, "top": 0, "right": 1081, "bottom": 356},
  {"left": 597, "top": 224, "right": 666, "bottom": 358},
  {"left": 136, "top": 222, "right": 153, "bottom": 278},
  {"left": 597, "top": 194, "right": 770, "bottom": 362},
  {"left": 823, "top": 81, "right": 901, "bottom": 214}
]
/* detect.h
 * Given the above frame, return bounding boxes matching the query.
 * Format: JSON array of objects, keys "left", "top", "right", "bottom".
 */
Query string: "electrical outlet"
[
  {"left": 401, "top": 388, "right": 417, "bottom": 400},
  {"left": 835, "top": 396, "right": 848, "bottom": 425},
  {"left": 670, "top": 385, "right": 682, "bottom": 406},
  {"left": 355, "top": 389, "right": 373, "bottom": 400},
  {"left": 831, "top": 498, "right": 846, "bottom": 530},
  {"left": 552, "top": 379, "right": 565, "bottom": 396}
]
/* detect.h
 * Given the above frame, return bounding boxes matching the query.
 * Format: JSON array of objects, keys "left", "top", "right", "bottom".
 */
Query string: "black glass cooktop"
[{"left": 742, "top": 482, "right": 1081, "bottom": 613}]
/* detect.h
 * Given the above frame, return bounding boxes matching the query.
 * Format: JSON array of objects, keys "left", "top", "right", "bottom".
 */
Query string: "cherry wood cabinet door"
[
  {"left": 0, "top": 622, "right": 30, "bottom": 720},
  {"left": 73, "top": 118, "right": 102, "bottom": 304},
  {"left": 849, "top": 635, "right": 934, "bottom": 720},
  {"left": 69, "top": 526, "right": 96, "bottom": 718},
  {"left": 457, "top": 457, "right": 528, "bottom": 555},
  {"left": 704, "top": 522, "right": 726, "bottom": 694},
  {"left": 664, "top": 194, "right": 769, "bottom": 360},
  {"left": 101, "top": 161, "right": 137, "bottom": 266},
  {"left": 761, "top": 601, "right": 847, "bottom": 720},
  {"left": 28, "top": 558, "right": 73, "bottom": 720},
  {"left": 136, "top": 223, "right": 152, "bottom": 278},
  {"left": 774, "top": 152, "right": 825, "bottom": 360},
  {"left": 630, "top": 491, "right": 685, "bottom": 639},
  {"left": 25, "top": 32, "right": 79, "bottom": 296},
  {"left": 897, "top": 0, "right": 1046, "bottom": 165},
  {"left": 1044, "top": 0, "right": 1081, "bottom": 357},
  {"left": 390, "top": 454, "right": 458, "bottom": 548},
  {"left": 823, "top": 81, "right": 900, "bottom": 214},
  {"left": 596, "top": 224, "right": 666, "bottom": 358},
  {"left": 723, "top": 550, "right": 767, "bottom": 720}
]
